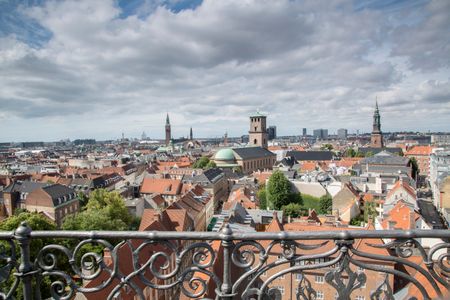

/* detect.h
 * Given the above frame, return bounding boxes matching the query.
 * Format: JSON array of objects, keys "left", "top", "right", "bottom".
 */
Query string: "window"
[
  {"left": 296, "top": 273, "right": 302, "bottom": 281},
  {"left": 355, "top": 296, "right": 365, "bottom": 300},
  {"left": 317, "top": 291, "right": 324, "bottom": 299},
  {"left": 315, "top": 275, "right": 324, "bottom": 284}
]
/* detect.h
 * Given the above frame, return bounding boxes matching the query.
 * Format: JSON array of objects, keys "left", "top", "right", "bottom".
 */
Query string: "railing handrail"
[{"left": 1, "top": 228, "right": 449, "bottom": 240}]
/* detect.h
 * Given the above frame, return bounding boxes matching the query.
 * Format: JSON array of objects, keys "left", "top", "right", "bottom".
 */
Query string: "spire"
[
  {"left": 189, "top": 127, "right": 193, "bottom": 140},
  {"left": 166, "top": 113, "right": 170, "bottom": 125}
]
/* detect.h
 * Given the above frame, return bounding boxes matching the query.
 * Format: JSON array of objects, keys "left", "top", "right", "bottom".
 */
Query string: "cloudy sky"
[{"left": 0, "top": 0, "right": 449, "bottom": 141}]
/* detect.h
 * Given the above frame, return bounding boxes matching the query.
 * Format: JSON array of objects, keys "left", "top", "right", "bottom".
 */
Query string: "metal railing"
[{"left": 1, "top": 222, "right": 450, "bottom": 299}]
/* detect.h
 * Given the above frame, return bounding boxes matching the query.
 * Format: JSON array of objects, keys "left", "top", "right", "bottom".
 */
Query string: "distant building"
[
  {"left": 337, "top": 128, "right": 348, "bottom": 140},
  {"left": 404, "top": 145, "right": 434, "bottom": 177},
  {"left": 165, "top": 113, "right": 171, "bottom": 146},
  {"left": 73, "top": 139, "right": 96, "bottom": 146},
  {"left": 313, "top": 129, "right": 328, "bottom": 140},
  {"left": 249, "top": 111, "right": 268, "bottom": 149},
  {"left": 267, "top": 126, "right": 277, "bottom": 140},
  {"left": 302, "top": 128, "right": 307, "bottom": 136},
  {"left": 213, "top": 147, "right": 276, "bottom": 174},
  {"left": 21, "top": 141, "right": 45, "bottom": 148},
  {"left": 430, "top": 149, "right": 450, "bottom": 211},
  {"left": 1, "top": 181, "right": 79, "bottom": 227},
  {"left": 431, "top": 134, "right": 450, "bottom": 145},
  {"left": 370, "top": 101, "right": 384, "bottom": 148}
]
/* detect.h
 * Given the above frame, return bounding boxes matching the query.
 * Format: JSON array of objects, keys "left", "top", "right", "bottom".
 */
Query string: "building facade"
[
  {"left": 337, "top": 128, "right": 348, "bottom": 140},
  {"left": 267, "top": 126, "right": 277, "bottom": 140},
  {"left": 313, "top": 129, "right": 328, "bottom": 140},
  {"left": 249, "top": 112, "right": 268, "bottom": 149}
]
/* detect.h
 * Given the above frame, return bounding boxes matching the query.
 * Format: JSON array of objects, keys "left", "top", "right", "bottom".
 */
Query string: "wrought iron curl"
[{"left": 231, "top": 240, "right": 266, "bottom": 269}]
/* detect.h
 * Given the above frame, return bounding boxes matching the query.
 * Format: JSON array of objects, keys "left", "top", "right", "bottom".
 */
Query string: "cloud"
[
  {"left": 390, "top": 0, "right": 450, "bottom": 70},
  {"left": 0, "top": 0, "right": 449, "bottom": 141}
]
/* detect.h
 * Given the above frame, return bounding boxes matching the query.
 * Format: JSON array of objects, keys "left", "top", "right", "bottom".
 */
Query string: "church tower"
[
  {"left": 165, "top": 113, "right": 171, "bottom": 146},
  {"left": 249, "top": 111, "right": 268, "bottom": 149},
  {"left": 370, "top": 100, "right": 384, "bottom": 148}
]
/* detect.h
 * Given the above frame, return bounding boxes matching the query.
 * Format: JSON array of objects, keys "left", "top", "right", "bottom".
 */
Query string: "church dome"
[{"left": 214, "top": 148, "right": 235, "bottom": 161}]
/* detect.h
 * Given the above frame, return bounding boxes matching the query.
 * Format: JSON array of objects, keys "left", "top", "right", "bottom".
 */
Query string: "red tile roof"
[
  {"left": 405, "top": 145, "right": 434, "bottom": 156},
  {"left": 140, "top": 178, "right": 182, "bottom": 195}
]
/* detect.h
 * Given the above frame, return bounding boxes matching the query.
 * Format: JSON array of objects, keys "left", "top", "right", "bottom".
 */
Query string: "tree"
[
  {"left": 364, "top": 201, "right": 377, "bottom": 223},
  {"left": 267, "top": 171, "right": 293, "bottom": 210},
  {"left": 355, "top": 151, "right": 365, "bottom": 157},
  {"left": 257, "top": 183, "right": 267, "bottom": 210},
  {"left": 282, "top": 203, "right": 305, "bottom": 218},
  {"left": 78, "top": 191, "right": 89, "bottom": 207},
  {"left": 193, "top": 157, "right": 210, "bottom": 169},
  {"left": 321, "top": 144, "right": 333, "bottom": 151},
  {"left": 0, "top": 212, "right": 56, "bottom": 299},
  {"left": 206, "top": 160, "right": 217, "bottom": 169},
  {"left": 409, "top": 157, "right": 419, "bottom": 180},
  {"left": 344, "top": 148, "right": 356, "bottom": 157},
  {"left": 86, "top": 189, "right": 132, "bottom": 225},
  {"left": 365, "top": 151, "right": 374, "bottom": 157},
  {"left": 319, "top": 194, "right": 332, "bottom": 214},
  {"left": 63, "top": 189, "right": 132, "bottom": 231}
]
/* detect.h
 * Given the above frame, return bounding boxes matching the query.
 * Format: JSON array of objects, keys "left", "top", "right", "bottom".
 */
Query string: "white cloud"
[{"left": 0, "top": 0, "right": 449, "bottom": 141}]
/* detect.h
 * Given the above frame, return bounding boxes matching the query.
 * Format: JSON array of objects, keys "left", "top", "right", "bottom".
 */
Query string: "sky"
[{"left": 0, "top": 0, "right": 449, "bottom": 142}]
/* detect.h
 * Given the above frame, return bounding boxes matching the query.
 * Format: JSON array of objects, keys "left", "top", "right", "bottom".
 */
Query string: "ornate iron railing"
[{"left": 1, "top": 222, "right": 450, "bottom": 299}]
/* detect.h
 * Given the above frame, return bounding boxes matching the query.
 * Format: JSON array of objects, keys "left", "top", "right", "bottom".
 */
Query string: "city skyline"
[{"left": 1, "top": 0, "right": 450, "bottom": 141}]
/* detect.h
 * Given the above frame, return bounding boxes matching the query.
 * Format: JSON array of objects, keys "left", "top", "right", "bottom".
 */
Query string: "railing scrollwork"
[{"left": 0, "top": 222, "right": 449, "bottom": 299}]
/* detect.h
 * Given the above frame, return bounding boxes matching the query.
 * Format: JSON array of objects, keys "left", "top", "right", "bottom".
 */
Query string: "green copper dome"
[{"left": 214, "top": 148, "right": 235, "bottom": 161}]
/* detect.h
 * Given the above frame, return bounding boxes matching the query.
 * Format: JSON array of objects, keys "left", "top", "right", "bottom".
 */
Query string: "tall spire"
[
  {"left": 373, "top": 98, "right": 381, "bottom": 133},
  {"left": 166, "top": 113, "right": 170, "bottom": 125},
  {"left": 371, "top": 98, "right": 384, "bottom": 148},
  {"left": 190, "top": 127, "right": 193, "bottom": 140},
  {"left": 165, "top": 113, "right": 171, "bottom": 146}
]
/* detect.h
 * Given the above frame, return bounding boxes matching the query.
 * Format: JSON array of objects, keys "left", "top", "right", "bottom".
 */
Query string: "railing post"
[
  {"left": 220, "top": 223, "right": 234, "bottom": 300},
  {"left": 15, "top": 222, "right": 33, "bottom": 300}
]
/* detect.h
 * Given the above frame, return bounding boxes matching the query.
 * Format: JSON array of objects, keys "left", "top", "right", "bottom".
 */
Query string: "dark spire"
[
  {"left": 372, "top": 99, "right": 381, "bottom": 133},
  {"left": 166, "top": 113, "right": 170, "bottom": 125},
  {"left": 190, "top": 127, "right": 193, "bottom": 140}
]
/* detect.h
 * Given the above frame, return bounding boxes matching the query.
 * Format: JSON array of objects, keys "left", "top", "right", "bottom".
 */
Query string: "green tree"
[
  {"left": 321, "top": 144, "right": 333, "bottom": 151},
  {"left": 64, "top": 189, "right": 132, "bottom": 230},
  {"left": 319, "top": 194, "right": 332, "bottom": 214},
  {"left": 267, "top": 171, "right": 293, "bottom": 210},
  {"left": 78, "top": 191, "right": 89, "bottom": 207},
  {"left": 344, "top": 148, "right": 356, "bottom": 157},
  {"left": 282, "top": 203, "right": 305, "bottom": 218},
  {"left": 0, "top": 212, "right": 56, "bottom": 299},
  {"left": 86, "top": 189, "right": 131, "bottom": 224},
  {"left": 257, "top": 183, "right": 267, "bottom": 210},
  {"left": 232, "top": 166, "right": 242, "bottom": 174},
  {"left": 355, "top": 151, "right": 365, "bottom": 157},
  {"left": 409, "top": 157, "right": 419, "bottom": 180},
  {"left": 193, "top": 157, "right": 210, "bottom": 169},
  {"left": 206, "top": 160, "right": 217, "bottom": 169},
  {"left": 365, "top": 151, "right": 374, "bottom": 157},
  {"left": 364, "top": 201, "right": 377, "bottom": 223}
]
